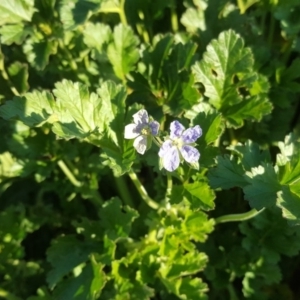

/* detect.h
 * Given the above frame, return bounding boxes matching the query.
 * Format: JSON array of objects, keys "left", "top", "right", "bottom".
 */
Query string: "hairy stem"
[
  {"left": 165, "top": 172, "right": 173, "bottom": 202},
  {"left": 57, "top": 159, "right": 82, "bottom": 188},
  {"left": 170, "top": 4, "right": 178, "bottom": 32},
  {"left": 119, "top": 0, "right": 128, "bottom": 25},
  {"left": 128, "top": 170, "right": 159, "bottom": 210},
  {"left": 115, "top": 175, "right": 135, "bottom": 207},
  {"left": 57, "top": 159, "right": 104, "bottom": 205},
  {"left": 215, "top": 208, "right": 265, "bottom": 225}
]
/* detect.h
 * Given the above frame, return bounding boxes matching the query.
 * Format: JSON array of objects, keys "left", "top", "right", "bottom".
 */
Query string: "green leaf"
[
  {"left": 277, "top": 133, "right": 300, "bottom": 164},
  {"left": 186, "top": 102, "right": 224, "bottom": 145},
  {"left": 274, "top": 3, "right": 300, "bottom": 37},
  {"left": 192, "top": 30, "right": 253, "bottom": 109},
  {"left": 182, "top": 210, "right": 215, "bottom": 242},
  {"left": 0, "top": 0, "right": 35, "bottom": 25},
  {"left": 53, "top": 80, "right": 102, "bottom": 133},
  {"left": 279, "top": 58, "right": 300, "bottom": 84},
  {"left": 208, "top": 155, "right": 247, "bottom": 189},
  {"left": 277, "top": 134, "right": 300, "bottom": 198},
  {"left": 279, "top": 155, "right": 300, "bottom": 196},
  {"left": 179, "top": 277, "right": 208, "bottom": 300},
  {"left": 240, "top": 207, "right": 300, "bottom": 257},
  {"left": 161, "top": 41, "right": 199, "bottom": 114},
  {"left": 46, "top": 235, "right": 100, "bottom": 288},
  {"left": 147, "top": 34, "right": 175, "bottom": 85},
  {"left": 111, "top": 256, "right": 155, "bottom": 300},
  {"left": 192, "top": 30, "right": 272, "bottom": 128},
  {"left": 228, "top": 140, "right": 271, "bottom": 172},
  {"left": 183, "top": 181, "right": 215, "bottom": 210},
  {"left": 53, "top": 260, "right": 106, "bottom": 300},
  {"left": 224, "top": 94, "right": 273, "bottom": 128},
  {"left": 95, "top": 80, "right": 127, "bottom": 147},
  {"left": 244, "top": 163, "right": 281, "bottom": 210},
  {"left": 23, "top": 39, "right": 57, "bottom": 70},
  {"left": 181, "top": 5, "right": 207, "bottom": 33},
  {"left": 160, "top": 270, "right": 208, "bottom": 299},
  {"left": 0, "top": 23, "right": 30, "bottom": 45},
  {"left": 7, "top": 61, "right": 29, "bottom": 94},
  {"left": 0, "top": 91, "right": 55, "bottom": 126},
  {"left": 100, "top": 139, "right": 136, "bottom": 177},
  {"left": 107, "top": 24, "right": 140, "bottom": 80},
  {"left": 0, "top": 152, "right": 23, "bottom": 180},
  {"left": 0, "top": 79, "right": 128, "bottom": 152},
  {"left": 59, "top": 0, "right": 100, "bottom": 30},
  {"left": 163, "top": 70, "right": 200, "bottom": 115},
  {"left": 99, "top": 197, "right": 138, "bottom": 241},
  {"left": 83, "top": 22, "right": 112, "bottom": 52},
  {"left": 160, "top": 249, "right": 208, "bottom": 279},
  {"left": 277, "top": 186, "right": 300, "bottom": 225}
]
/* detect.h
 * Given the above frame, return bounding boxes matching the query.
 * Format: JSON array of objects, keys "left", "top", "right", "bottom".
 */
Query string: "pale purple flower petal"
[
  {"left": 170, "top": 121, "right": 185, "bottom": 139},
  {"left": 124, "top": 124, "right": 140, "bottom": 139},
  {"left": 158, "top": 140, "right": 173, "bottom": 157},
  {"left": 181, "top": 125, "right": 202, "bottom": 144},
  {"left": 149, "top": 121, "right": 159, "bottom": 136},
  {"left": 133, "top": 135, "right": 148, "bottom": 154},
  {"left": 180, "top": 145, "right": 200, "bottom": 163},
  {"left": 133, "top": 109, "right": 148, "bottom": 125},
  {"left": 159, "top": 141, "right": 180, "bottom": 172}
]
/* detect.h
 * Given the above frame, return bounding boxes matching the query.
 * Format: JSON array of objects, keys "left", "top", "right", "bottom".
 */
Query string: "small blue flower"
[
  {"left": 158, "top": 121, "right": 202, "bottom": 172},
  {"left": 124, "top": 109, "right": 159, "bottom": 154}
]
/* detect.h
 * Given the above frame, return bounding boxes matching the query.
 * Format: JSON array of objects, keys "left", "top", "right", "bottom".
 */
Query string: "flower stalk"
[
  {"left": 215, "top": 208, "right": 265, "bottom": 225},
  {"left": 128, "top": 170, "right": 159, "bottom": 210}
]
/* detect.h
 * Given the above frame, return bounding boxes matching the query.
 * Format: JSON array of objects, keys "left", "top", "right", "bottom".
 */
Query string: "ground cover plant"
[{"left": 1, "top": 0, "right": 300, "bottom": 299}]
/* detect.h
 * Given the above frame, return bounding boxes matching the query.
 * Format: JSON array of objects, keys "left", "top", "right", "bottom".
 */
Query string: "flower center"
[
  {"left": 172, "top": 137, "right": 183, "bottom": 148},
  {"left": 141, "top": 125, "right": 151, "bottom": 135}
]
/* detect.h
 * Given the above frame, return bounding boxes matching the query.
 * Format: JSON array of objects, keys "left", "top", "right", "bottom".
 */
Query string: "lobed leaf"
[
  {"left": 244, "top": 164, "right": 281, "bottom": 210},
  {"left": 59, "top": 0, "right": 100, "bottom": 30},
  {"left": 192, "top": 30, "right": 272, "bottom": 128},
  {"left": 99, "top": 197, "right": 138, "bottom": 241},
  {"left": 107, "top": 24, "right": 140, "bottom": 80},
  {"left": 208, "top": 155, "right": 247, "bottom": 189},
  {"left": 277, "top": 186, "right": 300, "bottom": 226},
  {"left": 0, "top": 23, "right": 30, "bottom": 45},
  {"left": 46, "top": 235, "right": 101, "bottom": 288},
  {"left": 0, "top": 0, "right": 35, "bottom": 25},
  {"left": 0, "top": 91, "right": 56, "bottom": 127}
]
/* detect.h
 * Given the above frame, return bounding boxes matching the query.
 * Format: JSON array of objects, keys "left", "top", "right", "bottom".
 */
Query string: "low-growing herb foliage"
[{"left": 0, "top": 0, "right": 300, "bottom": 299}]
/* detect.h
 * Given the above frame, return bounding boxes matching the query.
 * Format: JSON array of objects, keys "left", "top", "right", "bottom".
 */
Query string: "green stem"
[
  {"left": 227, "top": 284, "right": 239, "bottom": 300},
  {"left": 115, "top": 175, "right": 135, "bottom": 207},
  {"left": 165, "top": 172, "right": 172, "bottom": 201},
  {"left": 119, "top": 0, "right": 128, "bottom": 25},
  {"left": 57, "top": 159, "right": 104, "bottom": 205},
  {"left": 184, "top": 167, "right": 191, "bottom": 183},
  {"left": 57, "top": 159, "right": 82, "bottom": 188},
  {"left": 89, "top": 189, "right": 104, "bottom": 206},
  {"left": 170, "top": 4, "right": 178, "bottom": 32},
  {"left": 128, "top": 170, "right": 159, "bottom": 210},
  {"left": 228, "top": 128, "right": 237, "bottom": 145},
  {"left": 215, "top": 208, "right": 265, "bottom": 225},
  {"left": 152, "top": 137, "right": 162, "bottom": 148}
]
